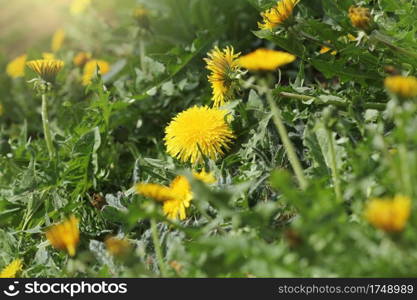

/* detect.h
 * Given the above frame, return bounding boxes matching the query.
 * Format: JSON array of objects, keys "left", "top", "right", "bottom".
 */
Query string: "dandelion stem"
[
  {"left": 139, "top": 40, "right": 147, "bottom": 75},
  {"left": 326, "top": 127, "right": 343, "bottom": 203},
  {"left": 41, "top": 93, "right": 55, "bottom": 159},
  {"left": 267, "top": 90, "right": 308, "bottom": 190},
  {"left": 150, "top": 218, "right": 169, "bottom": 277},
  {"left": 278, "top": 91, "right": 386, "bottom": 110}
]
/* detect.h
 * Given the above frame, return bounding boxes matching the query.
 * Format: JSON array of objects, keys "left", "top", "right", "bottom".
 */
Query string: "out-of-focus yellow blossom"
[
  {"left": 70, "top": 0, "right": 92, "bottom": 16},
  {"left": 136, "top": 171, "right": 216, "bottom": 220},
  {"left": 348, "top": 6, "right": 371, "bottom": 29},
  {"left": 73, "top": 52, "right": 92, "bottom": 67},
  {"left": 239, "top": 48, "right": 296, "bottom": 71},
  {"left": 204, "top": 46, "right": 241, "bottom": 107},
  {"left": 384, "top": 75, "right": 417, "bottom": 98},
  {"left": 82, "top": 59, "right": 110, "bottom": 85},
  {"left": 45, "top": 216, "right": 80, "bottom": 256},
  {"left": 26, "top": 59, "right": 64, "bottom": 82},
  {"left": 365, "top": 195, "right": 411, "bottom": 232},
  {"left": 319, "top": 42, "right": 337, "bottom": 56},
  {"left": 6, "top": 54, "right": 27, "bottom": 78},
  {"left": 133, "top": 5, "right": 151, "bottom": 30},
  {"left": 51, "top": 29, "right": 65, "bottom": 52},
  {"left": 258, "top": 0, "right": 299, "bottom": 30},
  {"left": 42, "top": 52, "right": 55, "bottom": 60},
  {"left": 105, "top": 236, "right": 131, "bottom": 257},
  {"left": 0, "top": 259, "right": 23, "bottom": 278},
  {"left": 165, "top": 106, "right": 235, "bottom": 164},
  {"left": 347, "top": 33, "right": 356, "bottom": 41}
]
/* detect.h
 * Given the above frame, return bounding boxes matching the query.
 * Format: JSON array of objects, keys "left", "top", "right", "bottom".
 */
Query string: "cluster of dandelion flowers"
[
  {"left": 6, "top": 54, "right": 27, "bottom": 79},
  {"left": 26, "top": 59, "right": 64, "bottom": 83},
  {"left": 165, "top": 106, "right": 235, "bottom": 164},
  {"left": 204, "top": 46, "right": 241, "bottom": 107},
  {"left": 82, "top": 59, "right": 110, "bottom": 85},
  {"left": 365, "top": 195, "right": 411, "bottom": 232},
  {"left": 384, "top": 75, "right": 417, "bottom": 99},
  {"left": 136, "top": 171, "right": 216, "bottom": 220},
  {"left": 348, "top": 6, "right": 371, "bottom": 30},
  {"left": 239, "top": 49, "right": 296, "bottom": 71},
  {"left": 0, "top": 259, "right": 23, "bottom": 278},
  {"left": 45, "top": 215, "right": 80, "bottom": 256},
  {"left": 258, "top": 0, "right": 299, "bottom": 30}
]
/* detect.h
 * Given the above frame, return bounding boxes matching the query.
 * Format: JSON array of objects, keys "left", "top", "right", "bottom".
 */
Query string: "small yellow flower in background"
[
  {"left": 384, "top": 75, "right": 417, "bottom": 98},
  {"left": 0, "top": 259, "right": 23, "bottom": 278},
  {"left": 70, "top": 0, "right": 92, "bottom": 16},
  {"left": 45, "top": 216, "right": 80, "bottom": 256},
  {"left": 42, "top": 52, "right": 55, "bottom": 60},
  {"left": 348, "top": 6, "right": 371, "bottom": 30},
  {"left": 239, "top": 49, "right": 296, "bottom": 71},
  {"left": 193, "top": 170, "right": 216, "bottom": 184},
  {"left": 136, "top": 171, "right": 216, "bottom": 220},
  {"left": 319, "top": 46, "right": 337, "bottom": 56},
  {"left": 105, "top": 236, "right": 131, "bottom": 257},
  {"left": 73, "top": 52, "right": 92, "bottom": 67},
  {"left": 347, "top": 33, "right": 356, "bottom": 42},
  {"left": 365, "top": 195, "right": 411, "bottom": 232},
  {"left": 258, "top": 0, "right": 299, "bottom": 30},
  {"left": 51, "top": 29, "right": 65, "bottom": 52},
  {"left": 204, "top": 46, "right": 241, "bottom": 107},
  {"left": 133, "top": 5, "right": 151, "bottom": 30},
  {"left": 165, "top": 106, "right": 235, "bottom": 164},
  {"left": 82, "top": 59, "right": 110, "bottom": 85},
  {"left": 27, "top": 59, "right": 64, "bottom": 82},
  {"left": 6, "top": 54, "right": 27, "bottom": 78}
]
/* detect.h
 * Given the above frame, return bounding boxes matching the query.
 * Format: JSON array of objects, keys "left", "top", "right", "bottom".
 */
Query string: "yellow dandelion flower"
[
  {"left": 42, "top": 52, "right": 55, "bottom": 60},
  {"left": 193, "top": 170, "right": 216, "bottom": 184},
  {"left": 82, "top": 59, "right": 110, "bottom": 85},
  {"left": 73, "top": 51, "right": 92, "bottom": 67},
  {"left": 51, "top": 29, "right": 65, "bottom": 52},
  {"left": 26, "top": 59, "right": 64, "bottom": 82},
  {"left": 319, "top": 46, "right": 337, "bottom": 56},
  {"left": 136, "top": 176, "right": 192, "bottom": 220},
  {"left": 365, "top": 195, "right": 411, "bottom": 232},
  {"left": 45, "top": 215, "right": 80, "bottom": 256},
  {"left": 164, "top": 106, "right": 235, "bottom": 164},
  {"left": 348, "top": 6, "right": 371, "bottom": 30},
  {"left": 204, "top": 46, "right": 241, "bottom": 107},
  {"left": 239, "top": 48, "right": 296, "bottom": 71},
  {"left": 70, "top": 0, "right": 92, "bottom": 16},
  {"left": 384, "top": 75, "right": 417, "bottom": 98},
  {"left": 0, "top": 259, "right": 23, "bottom": 278},
  {"left": 133, "top": 6, "right": 151, "bottom": 30},
  {"left": 6, "top": 54, "right": 27, "bottom": 78},
  {"left": 258, "top": 0, "right": 299, "bottom": 30},
  {"left": 105, "top": 236, "right": 131, "bottom": 257}
]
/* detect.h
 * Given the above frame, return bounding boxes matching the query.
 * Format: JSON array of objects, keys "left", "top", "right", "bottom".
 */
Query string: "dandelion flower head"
[
  {"left": 204, "top": 46, "right": 241, "bottom": 107},
  {"left": 258, "top": 0, "right": 299, "bottom": 30},
  {"left": 6, "top": 54, "right": 27, "bottom": 78},
  {"left": 239, "top": 49, "right": 296, "bottom": 71},
  {"left": 45, "top": 215, "right": 80, "bottom": 256},
  {"left": 164, "top": 106, "right": 235, "bottom": 164},
  {"left": 384, "top": 75, "right": 417, "bottom": 98},
  {"left": 0, "top": 259, "right": 23, "bottom": 278}
]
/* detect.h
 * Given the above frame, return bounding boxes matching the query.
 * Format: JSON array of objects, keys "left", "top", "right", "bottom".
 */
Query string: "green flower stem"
[
  {"left": 139, "top": 40, "right": 147, "bottom": 75},
  {"left": 371, "top": 30, "right": 417, "bottom": 60},
  {"left": 267, "top": 90, "right": 308, "bottom": 190},
  {"left": 326, "top": 127, "right": 343, "bottom": 203},
  {"left": 150, "top": 218, "right": 169, "bottom": 277},
  {"left": 41, "top": 93, "right": 55, "bottom": 159},
  {"left": 279, "top": 91, "right": 386, "bottom": 110}
]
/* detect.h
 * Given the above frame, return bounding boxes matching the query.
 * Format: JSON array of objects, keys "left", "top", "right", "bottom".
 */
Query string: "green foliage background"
[{"left": 1, "top": 0, "right": 417, "bottom": 277}]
